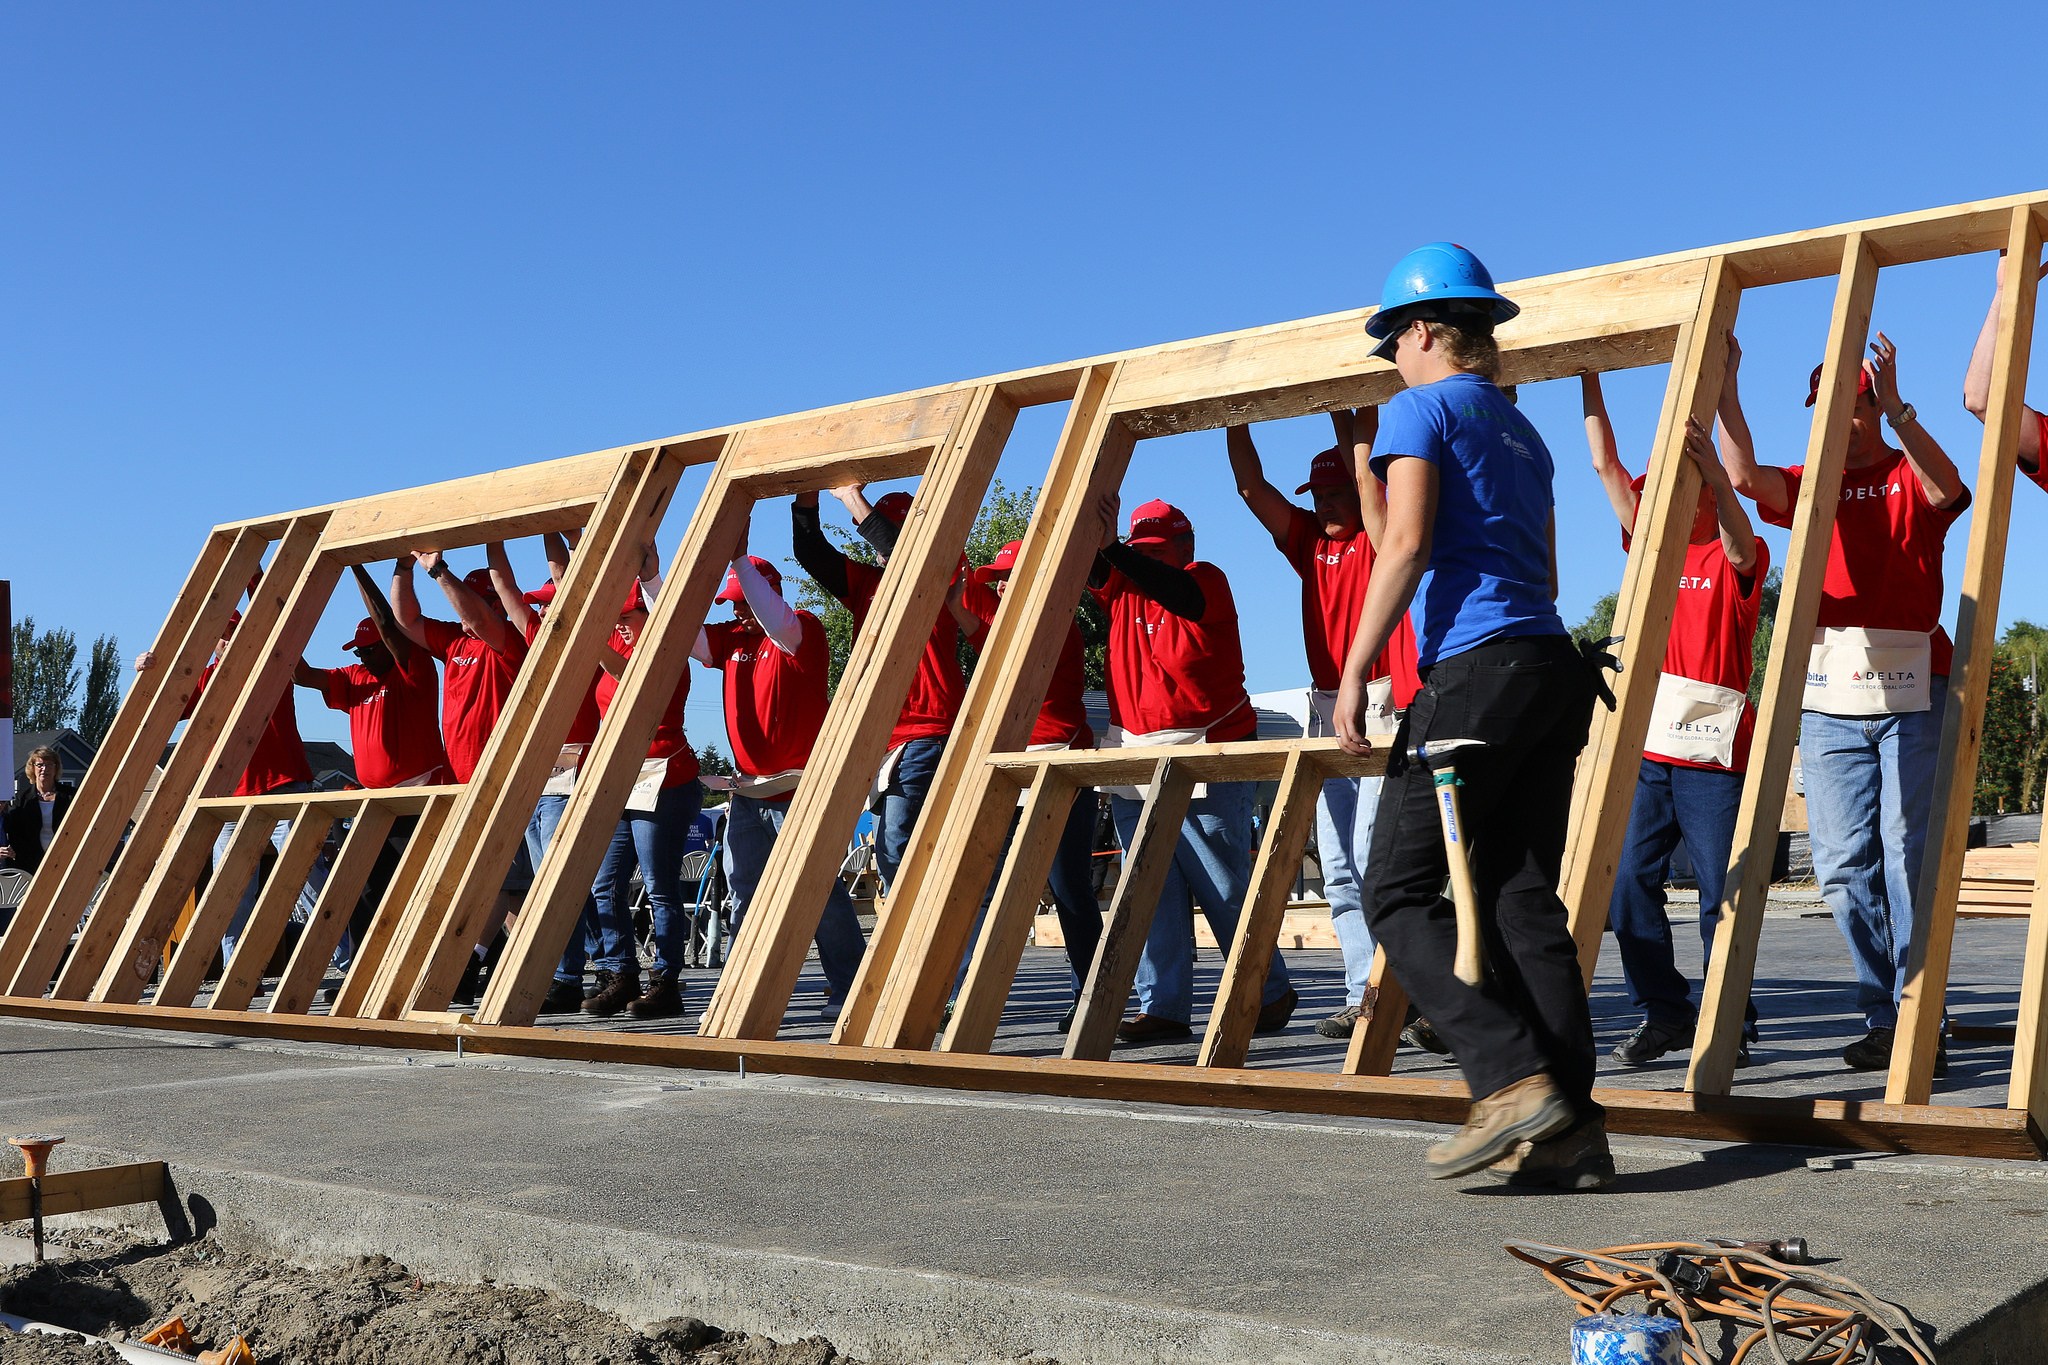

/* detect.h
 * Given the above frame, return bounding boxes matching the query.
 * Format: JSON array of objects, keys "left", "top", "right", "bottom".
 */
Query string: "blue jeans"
[
  {"left": 953, "top": 789, "right": 1104, "bottom": 999},
  {"left": 1607, "top": 758, "right": 1748, "bottom": 1030},
  {"left": 1317, "top": 775, "right": 1384, "bottom": 1006},
  {"left": 875, "top": 737, "right": 946, "bottom": 894},
  {"left": 216, "top": 781, "right": 336, "bottom": 969},
  {"left": 724, "top": 792, "right": 866, "bottom": 1003},
  {"left": 527, "top": 793, "right": 602, "bottom": 987},
  {"left": 592, "top": 779, "right": 702, "bottom": 978},
  {"left": 1801, "top": 676, "right": 1947, "bottom": 1030},
  {"left": 1113, "top": 779, "right": 1291, "bottom": 1025}
]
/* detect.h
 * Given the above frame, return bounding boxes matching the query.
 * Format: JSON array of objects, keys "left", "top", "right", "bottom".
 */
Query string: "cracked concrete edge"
[{"left": 40, "top": 1143, "right": 1530, "bottom": 1365}]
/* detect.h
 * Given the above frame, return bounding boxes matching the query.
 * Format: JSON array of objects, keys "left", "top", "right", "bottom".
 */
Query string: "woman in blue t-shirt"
[{"left": 1335, "top": 242, "right": 1605, "bottom": 1191}]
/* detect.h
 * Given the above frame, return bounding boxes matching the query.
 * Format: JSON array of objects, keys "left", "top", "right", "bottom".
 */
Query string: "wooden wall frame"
[{"left": 4, "top": 190, "right": 2046, "bottom": 1161}]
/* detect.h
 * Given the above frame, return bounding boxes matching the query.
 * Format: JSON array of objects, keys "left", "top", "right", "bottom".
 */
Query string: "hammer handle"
[{"left": 1432, "top": 775, "right": 1484, "bottom": 986}]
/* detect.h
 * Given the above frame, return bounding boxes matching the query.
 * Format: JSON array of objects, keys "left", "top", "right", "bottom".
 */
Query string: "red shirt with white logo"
[
  {"left": 1280, "top": 507, "right": 1422, "bottom": 704},
  {"left": 595, "top": 642, "right": 700, "bottom": 788},
  {"left": 311, "top": 649, "right": 450, "bottom": 788},
  {"left": 522, "top": 617, "right": 603, "bottom": 747},
  {"left": 193, "top": 663, "right": 314, "bottom": 797},
  {"left": 957, "top": 579, "right": 1095, "bottom": 749},
  {"left": 420, "top": 617, "right": 529, "bottom": 782},
  {"left": 842, "top": 560, "right": 965, "bottom": 750},
  {"left": 1093, "top": 560, "right": 1255, "bottom": 741},
  {"left": 703, "top": 613, "right": 833, "bottom": 780},
  {"left": 1622, "top": 488, "right": 1768, "bottom": 771},
  {"left": 1759, "top": 451, "right": 1969, "bottom": 675}
]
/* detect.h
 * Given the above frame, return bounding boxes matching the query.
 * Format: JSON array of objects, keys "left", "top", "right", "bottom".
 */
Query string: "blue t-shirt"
[{"left": 1370, "top": 372, "right": 1566, "bottom": 667}]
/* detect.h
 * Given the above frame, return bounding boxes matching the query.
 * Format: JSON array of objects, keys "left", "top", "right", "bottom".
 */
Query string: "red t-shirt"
[
  {"left": 1093, "top": 560, "right": 1255, "bottom": 741},
  {"left": 704, "top": 613, "right": 833, "bottom": 779},
  {"left": 595, "top": 642, "right": 700, "bottom": 788},
  {"left": 193, "top": 662, "right": 314, "bottom": 797},
  {"left": 1280, "top": 508, "right": 1422, "bottom": 704},
  {"left": 522, "top": 617, "right": 603, "bottom": 746},
  {"left": 1622, "top": 494, "right": 1769, "bottom": 771},
  {"left": 957, "top": 581, "right": 1095, "bottom": 749},
  {"left": 842, "top": 559, "right": 965, "bottom": 750},
  {"left": 311, "top": 649, "right": 450, "bottom": 788},
  {"left": 1758, "top": 452, "right": 1969, "bottom": 675},
  {"left": 2025, "top": 410, "right": 2048, "bottom": 496},
  {"left": 420, "top": 617, "right": 529, "bottom": 782}
]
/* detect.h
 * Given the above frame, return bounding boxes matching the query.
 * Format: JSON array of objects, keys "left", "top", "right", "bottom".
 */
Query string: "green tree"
[
  {"left": 695, "top": 743, "right": 736, "bottom": 806},
  {"left": 78, "top": 634, "right": 123, "bottom": 747},
  {"left": 1977, "top": 653, "right": 2032, "bottom": 814},
  {"left": 1748, "top": 568, "right": 1781, "bottom": 705},
  {"left": 1570, "top": 592, "right": 1617, "bottom": 647},
  {"left": 9, "top": 618, "right": 81, "bottom": 732}
]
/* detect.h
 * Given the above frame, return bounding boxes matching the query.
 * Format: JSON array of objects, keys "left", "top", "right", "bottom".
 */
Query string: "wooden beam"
[
  {"left": 155, "top": 812, "right": 277, "bottom": 1009},
  {"left": 1344, "top": 946, "right": 1404, "bottom": 1076},
  {"left": 206, "top": 807, "right": 333, "bottom": 1012},
  {"left": 1, "top": 995, "right": 2037, "bottom": 1161},
  {"left": 0, "top": 1161, "right": 166, "bottom": 1224},
  {"left": 987, "top": 737, "right": 1387, "bottom": 787},
  {"left": 1689, "top": 235, "right": 1878, "bottom": 1095},
  {"left": 331, "top": 797, "right": 453, "bottom": 1019},
  {"left": 700, "top": 386, "right": 1019, "bottom": 1041},
  {"left": 936, "top": 769, "right": 1079, "bottom": 1054},
  {"left": 479, "top": 444, "right": 748, "bottom": 1027},
  {"left": 841, "top": 365, "right": 1129, "bottom": 1051},
  {"left": 2011, "top": 838, "right": 2048, "bottom": 1127},
  {"left": 401, "top": 444, "right": 684, "bottom": 1015},
  {"left": 0, "top": 528, "right": 268, "bottom": 996},
  {"left": 1561, "top": 260, "right": 1740, "bottom": 974},
  {"left": 194, "top": 785, "right": 460, "bottom": 813},
  {"left": 57, "top": 518, "right": 336, "bottom": 1002},
  {"left": 270, "top": 801, "right": 396, "bottom": 1015},
  {"left": 1063, "top": 759, "right": 1196, "bottom": 1062},
  {"left": 1199, "top": 748, "right": 1324, "bottom": 1069},
  {"left": 1888, "top": 208, "right": 2043, "bottom": 1104},
  {"left": 87, "top": 806, "right": 225, "bottom": 1005}
]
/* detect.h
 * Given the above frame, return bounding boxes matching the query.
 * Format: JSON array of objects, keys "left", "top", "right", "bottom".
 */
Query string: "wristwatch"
[
  {"left": 427, "top": 559, "right": 452, "bottom": 580},
  {"left": 1885, "top": 402, "right": 1918, "bottom": 429}
]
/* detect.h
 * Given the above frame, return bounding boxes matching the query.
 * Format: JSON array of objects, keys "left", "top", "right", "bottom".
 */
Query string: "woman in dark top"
[{"left": 3, "top": 746, "right": 76, "bottom": 874}]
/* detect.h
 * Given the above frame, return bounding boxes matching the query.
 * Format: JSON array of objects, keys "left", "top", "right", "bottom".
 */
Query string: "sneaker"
[
  {"left": 583, "top": 968, "right": 642, "bottom": 1018},
  {"left": 1492, "top": 1117, "right": 1616, "bottom": 1191},
  {"left": 1402, "top": 1017, "right": 1451, "bottom": 1056},
  {"left": 1843, "top": 1026, "right": 1895, "bottom": 1071},
  {"left": 1115, "top": 1013, "right": 1193, "bottom": 1045},
  {"left": 1316, "top": 1004, "right": 1367, "bottom": 1040},
  {"left": 627, "top": 971, "right": 684, "bottom": 1019},
  {"left": 1425, "top": 1072, "right": 1575, "bottom": 1180},
  {"left": 1255, "top": 987, "right": 1300, "bottom": 1034},
  {"left": 541, "top": 979, "right": 584, "bottom": 1014},
  {"left": 1610, "top": 1019, "right": 1689, "bottom": 1067}
]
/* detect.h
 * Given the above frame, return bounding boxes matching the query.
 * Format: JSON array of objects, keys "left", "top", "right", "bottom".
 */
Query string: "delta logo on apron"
[
  {"left": 1646, "top": 674, "right": 1746, "bottom": 768},
  {"left": 1803, "top": 626, "right": 1932, "bottom": 716}
]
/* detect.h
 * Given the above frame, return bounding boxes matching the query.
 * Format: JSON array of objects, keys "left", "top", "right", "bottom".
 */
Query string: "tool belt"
[
  {"left": 1645, "top": 673, "right": 1745, "bottom": 768},
  {"left": 1803, "top": 626, "right": 1932, "bottom": 716}
]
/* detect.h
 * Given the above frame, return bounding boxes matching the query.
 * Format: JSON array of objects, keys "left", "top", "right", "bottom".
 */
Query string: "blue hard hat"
[{"left": 1365, "top": 242, "right": 1520, "bottom": 360}]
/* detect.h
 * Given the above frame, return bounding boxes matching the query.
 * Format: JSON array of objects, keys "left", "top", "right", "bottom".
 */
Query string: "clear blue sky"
[{"left": 7, "top": 4, "right": 2046, "bottom": 751}]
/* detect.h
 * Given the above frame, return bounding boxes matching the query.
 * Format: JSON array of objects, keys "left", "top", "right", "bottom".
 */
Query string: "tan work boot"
[
  {"left": 1491, "top": 1116, "right": 1615, "bottom": 1191},
  {"left": 1424, "top": 1072, "right": 1573, "bottom": 1179}
]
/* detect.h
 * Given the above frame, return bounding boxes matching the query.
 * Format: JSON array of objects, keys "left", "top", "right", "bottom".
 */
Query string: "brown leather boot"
[
  {"left": 1424, "top": 1072, "right": 1574, "bottom": 1179},
  {"left": 628, "top": 970, "right": 684, "bottom": 1020},
  {"left": 583, "top": 968, "right": 642, "bottom": 1018}
]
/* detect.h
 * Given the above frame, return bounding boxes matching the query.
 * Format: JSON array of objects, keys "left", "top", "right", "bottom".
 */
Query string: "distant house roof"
[
  {"left": 1080, "top": 689, "right": 1310, "bottom": 743},
  {"left": 12, "top": 728, "right": 97, "bottom": 785}
]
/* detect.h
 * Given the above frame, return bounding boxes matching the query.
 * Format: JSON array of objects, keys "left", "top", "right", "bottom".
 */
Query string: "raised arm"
[
  {"left": 1341, "top": 407, "right": 1388, "bottom": 549},
  {"left": 791, "top": 493, "right": 853, "bottom": 603},
  {"left": 418, "top": 550, "right": 520, "bottom": 655},
  {"left": 292, "top": 659, "right": 324, "bottom": 689},
  {"left": 1336, "top": 457, "right": 1436, "bottom": 754},
  {"left": 390, "top": 557, "right": 431, "bottom": 648},
  {"left": 1580, "top": 373, "right": 1640, "bottom": 530},
  {"left": 1713, "top": 334, "right": 1789, "bottom": 516},
  {"left": 1963, "top": 252, "right": 2047, "bottom": 472},
  {"left": 351, "top": 564, "right": 412, "bottom": 664},
  {"left": 1225, "top": 425, "right": 1295, "bottom": 547},
  {"left": 734, "top": 554, "right": 802, "bottom": 654},
  {"left": 1685, "top": 417, "right": 1758, "bottom": 577},
  {"left": 485, "top": 541, "right": 541, "bottom": 638},
  {"left": 830, "top": 483, "right": 877, "bottom": 529},
  {"left": 1867, "top": 333, "right": 1965, "bottom": 509},
  {"left": 543, "top": 529, "right": 573, "bottom": 586},
  {"left": 1097, "top": 544, "right": 1205, "bottom": 620}
]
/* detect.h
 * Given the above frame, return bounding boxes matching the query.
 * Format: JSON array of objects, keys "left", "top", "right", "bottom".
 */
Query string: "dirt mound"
[{"left": 1, "top": 1234, "right": 861, "bottom": 1365}]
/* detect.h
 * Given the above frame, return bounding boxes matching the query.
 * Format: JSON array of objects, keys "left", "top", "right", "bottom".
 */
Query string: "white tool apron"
[
  {"left": 1802, "top": 626, "right": 1933, "bottom": 716},
  {"left": 1308, "top": 677, "right": 1397, "bottom": 741},
  {"left": 1644, "top": 673, "right": 1746, "bottom": 768},
  {"left": 539, "top": 744, "right": 587, "bottom": 798},
  {"left": 728, "top": 769, "right": 803, "bottom": 801},
  {"left": 623, "top": 758, "right": 671, "bottom": 813}
]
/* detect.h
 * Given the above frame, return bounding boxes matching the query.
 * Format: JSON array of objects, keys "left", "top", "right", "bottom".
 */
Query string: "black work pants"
[{"left": 1364, "top": 633, "right": 1601, "bottom": 1119}]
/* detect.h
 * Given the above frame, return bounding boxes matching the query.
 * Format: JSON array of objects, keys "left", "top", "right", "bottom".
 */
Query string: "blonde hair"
[
  {"left": 1424, "top": 319, "right": 1501, "bottom": 382},
  {"left": 24, "top": 747, "right": 60, "bottom": 779}
]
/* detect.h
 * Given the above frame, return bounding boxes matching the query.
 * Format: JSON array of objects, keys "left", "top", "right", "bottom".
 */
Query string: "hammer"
[{"left": 1410, "top": 739, "right": 1488, "bottom": 986}]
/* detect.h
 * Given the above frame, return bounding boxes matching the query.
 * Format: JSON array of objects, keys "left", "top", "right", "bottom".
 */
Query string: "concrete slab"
[{"left": 3, "top": 1016, "right": 2044, "bottom": 1364}]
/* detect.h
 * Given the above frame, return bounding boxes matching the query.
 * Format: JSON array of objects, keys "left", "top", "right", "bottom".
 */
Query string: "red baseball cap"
[
  {"left": 620, "top": 579, "right": 651, "bottom": 615},
  {"left": 971, "top": 540, "right": 1023, "bottom": 585},
  {"left": 1295, "top": 447, "right": 1350, "bottom": 496},
  {"left": 1804, "top": 362, "right": 1875, "bottom": 408},
  {"left": 523, "top": 582, "right": 558, "bottom": 607},
  {"left": 1127, "top": 499, "right": 1193, "bottom": 545},
  {"left": 221, "top": 610, "right": 243, "bottom": 638},
  {"left": 342, "top": 618, "right": 380, "bottom": 650},
  {"left": 872, "top": 491, "right": 914, "bottom": 524},
  {"left": 718, "top": 556, "right": 785, "bottom": 603},
  {"left": 461, "top": 567, "right": 498, "bottom": 599}
]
